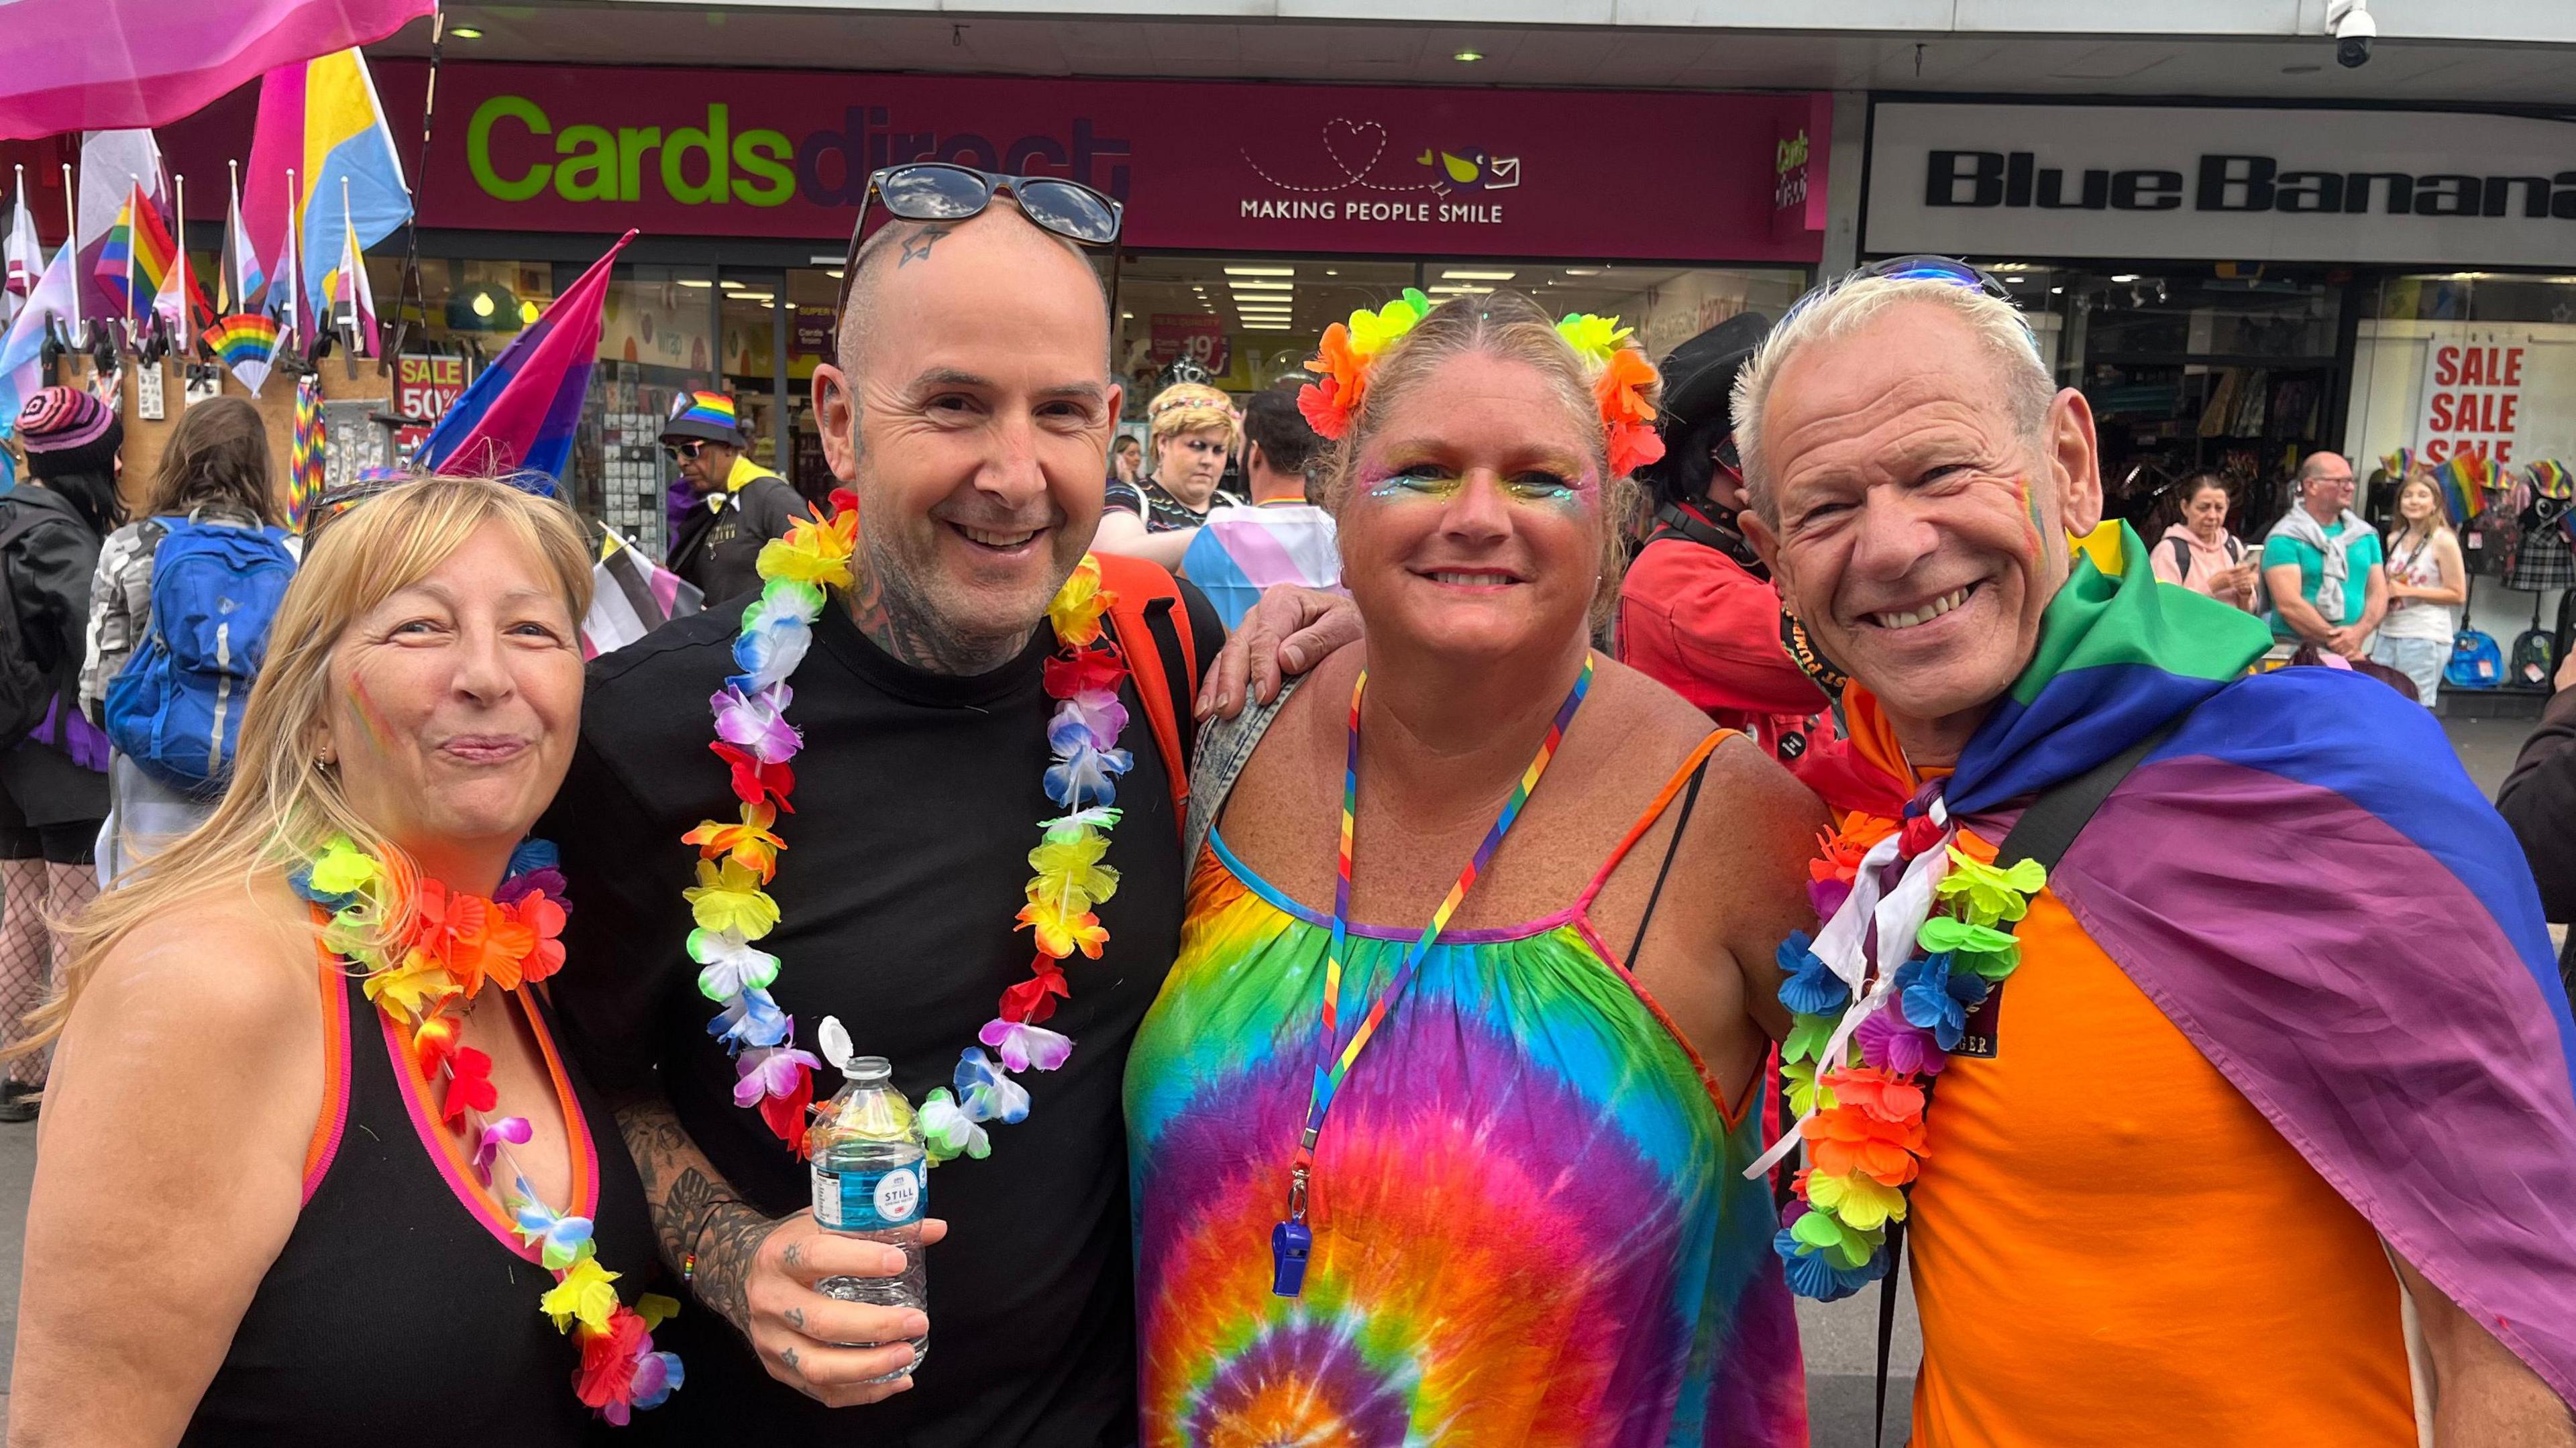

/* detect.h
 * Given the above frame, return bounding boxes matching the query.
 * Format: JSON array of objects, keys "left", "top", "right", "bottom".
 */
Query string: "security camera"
[{"left": 2328, "top": 0, "right": 2375, "bottom": 68}]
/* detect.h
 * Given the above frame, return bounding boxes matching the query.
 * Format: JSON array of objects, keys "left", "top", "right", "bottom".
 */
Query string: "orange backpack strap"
[{"left": 1093, "top": 553, "right": 1199, "bottom": 833}]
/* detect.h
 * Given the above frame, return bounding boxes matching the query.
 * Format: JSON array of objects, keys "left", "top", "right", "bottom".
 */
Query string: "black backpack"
[{"left": 0, "top": 498, "right": 66, "bottom": 750}]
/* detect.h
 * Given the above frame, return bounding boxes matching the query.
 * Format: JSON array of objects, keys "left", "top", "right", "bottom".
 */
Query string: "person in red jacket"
[{"left": 1617, "top": 311, "right": 1835, "bottom": 765}]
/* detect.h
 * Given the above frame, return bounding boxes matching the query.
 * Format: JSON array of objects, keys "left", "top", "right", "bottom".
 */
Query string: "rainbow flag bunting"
[{"left": 290, "top": 374, "right": 327, "bottom": 527}]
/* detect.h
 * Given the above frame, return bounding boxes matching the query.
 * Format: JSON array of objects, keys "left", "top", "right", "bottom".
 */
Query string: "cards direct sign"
[
  {"left": 1867, "top": 102, "right": 2576, "bottom": 266},
  {"left": 162, "top": 65, "right": 1826, "bottom": 264}
]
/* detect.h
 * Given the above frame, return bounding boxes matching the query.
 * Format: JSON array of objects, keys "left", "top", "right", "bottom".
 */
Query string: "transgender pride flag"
[{"left": 417, "top": 231, "right": 635, "bottom": 484}]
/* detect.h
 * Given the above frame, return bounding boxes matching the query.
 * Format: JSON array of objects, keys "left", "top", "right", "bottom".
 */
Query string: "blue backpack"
[
  {"left": 104, "top": 516, "right": 297, "bottom": 793},
  {"left": 2446, "top": 628, "right": 2504, "bottom": 691}
]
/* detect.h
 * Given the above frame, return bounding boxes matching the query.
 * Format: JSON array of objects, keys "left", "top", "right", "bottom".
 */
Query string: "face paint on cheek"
[
  {"left": 2017, "top": 476, "right": 2046, "bottom": 555},
  {"left": 343, "top": 669, "right": 405, "bottom": 763}
]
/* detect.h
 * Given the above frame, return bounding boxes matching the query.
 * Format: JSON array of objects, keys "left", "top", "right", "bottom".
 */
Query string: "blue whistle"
[{"left": 1270, "top": 1219, "right": 1311, "bottom": 1297}]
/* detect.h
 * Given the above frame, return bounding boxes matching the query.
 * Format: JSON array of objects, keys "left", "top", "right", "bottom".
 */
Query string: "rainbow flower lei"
[
  {"left": 1295, "top": 287, "right": 1666, "bottom": 477},
  {"left": 1754, "top": 807, "right": 2047, "bottom": 1300},
  {"left": 292, "top": 838, "right": 683, "bottom": 1424},
  {"left": 684, "top": 490, "right": 1133, "bottom": 1166}
]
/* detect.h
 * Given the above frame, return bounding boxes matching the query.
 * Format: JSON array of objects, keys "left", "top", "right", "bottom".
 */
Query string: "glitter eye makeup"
[{"left": 1360, "top": 466, "right": 1593, "bottom": 505}]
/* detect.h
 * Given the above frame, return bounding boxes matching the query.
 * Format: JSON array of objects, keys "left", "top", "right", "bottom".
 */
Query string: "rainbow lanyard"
[{"left": 1270, "top": 654, "right": 1595, "bottom": 1297}]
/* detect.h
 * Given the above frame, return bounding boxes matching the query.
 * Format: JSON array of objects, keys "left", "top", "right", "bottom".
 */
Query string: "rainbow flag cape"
[
  {"left": 239, "top": 48, "right": 409, "bottom": 321},
  {"left": 203, "top": 313, "right": 279, "bottom": 395},
  {"left": 417, "top": 231, "right": 634, "bottom": 483},
  {"left": 1823, "top": 521, "right": 2576, "bottom": 1404},
  {"left": 289, "top": 374, "right": 326, "bottom": 527}
]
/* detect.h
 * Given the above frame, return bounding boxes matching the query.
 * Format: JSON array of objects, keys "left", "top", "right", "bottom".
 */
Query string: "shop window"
[
  {"left": 1990, "top": 264, "right": 2343, "bottom": 533},
  {"left": 2350, "top": 272, "right": 2576, "bottom": 526},
  {"left": 586, "top": 265, "right": 719, "bottom": 561}
]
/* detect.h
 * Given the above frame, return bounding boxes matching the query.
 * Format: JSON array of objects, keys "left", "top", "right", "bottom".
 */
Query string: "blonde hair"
[
  {"left": 1733, "top": 274, "right": 2054, "bottom": 520},
  {"left": 16, "top": 476, "right": 594, "bottom": 1055},
  {"left": 1317, "top": 291, "right": 1646, "bottom": 628},
  {"left": 1147, "top": 382, "right": 1236, "bottom": 450}
]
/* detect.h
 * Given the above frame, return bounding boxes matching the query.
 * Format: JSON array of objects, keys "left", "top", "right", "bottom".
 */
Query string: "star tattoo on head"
[{"left": 900, "top": 225, "right": 953, "bottom": 267}]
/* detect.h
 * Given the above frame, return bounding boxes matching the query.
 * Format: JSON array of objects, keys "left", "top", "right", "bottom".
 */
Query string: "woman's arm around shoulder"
[{"left": 11, "top": 881, "right": 326, "bottom": 1448}]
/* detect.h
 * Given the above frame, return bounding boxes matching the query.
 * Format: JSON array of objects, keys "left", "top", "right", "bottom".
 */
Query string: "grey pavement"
[{"left": 0, "top": 714, "right": 2536, "bottom": 1444}]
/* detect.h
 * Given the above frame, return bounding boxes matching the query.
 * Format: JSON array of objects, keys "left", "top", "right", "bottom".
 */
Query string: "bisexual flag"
[{"left": 417, "top": 230, "right": 635, "bottom": 484}]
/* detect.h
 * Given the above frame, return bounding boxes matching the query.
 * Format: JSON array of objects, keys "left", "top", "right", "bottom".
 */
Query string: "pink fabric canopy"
[{"left": 0, "top": 0, "right": 431, "bottom": 141}]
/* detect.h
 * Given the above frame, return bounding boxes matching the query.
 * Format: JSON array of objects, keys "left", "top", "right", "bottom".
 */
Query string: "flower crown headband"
[{"left": 1295, "top": 288, "right": 1667, "bottom": 478}]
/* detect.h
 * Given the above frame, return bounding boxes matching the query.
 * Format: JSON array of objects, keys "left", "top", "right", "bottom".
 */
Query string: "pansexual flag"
[{"left": 240, "top": 48, "right": 409, "bottom": 322}]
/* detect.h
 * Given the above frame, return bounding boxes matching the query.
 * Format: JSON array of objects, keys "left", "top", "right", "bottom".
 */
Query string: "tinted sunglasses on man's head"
[
  {"left": 1784, "top": 254, "right": 2037, "bottom": 345},
  {"left": 834, "top": 162, "right": 1124, "bottom": 313}
]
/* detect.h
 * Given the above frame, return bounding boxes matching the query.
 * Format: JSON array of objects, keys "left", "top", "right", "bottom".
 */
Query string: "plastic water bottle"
[{"left": 806, "top": 1038, "right": 927, "bottom": 1382}]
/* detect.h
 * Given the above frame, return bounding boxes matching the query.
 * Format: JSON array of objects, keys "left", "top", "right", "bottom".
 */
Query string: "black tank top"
[{"left": 184, "top": 962, "right": 669, "bottom": 1445}]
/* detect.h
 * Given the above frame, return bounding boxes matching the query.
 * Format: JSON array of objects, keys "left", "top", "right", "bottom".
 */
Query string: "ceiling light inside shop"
[
  {"left": 1453, "top": 50, "right": 1483, "bottom": 62},
  {"left": 719, "top": 280, "right": 743, "bottom": 289},
  {"left": 825, "top": 269, "right": 844, "bottom": 280},
  {"left": 677, "top": 278, "right": 714, "bottom": 288},
  {"left": 1326, "top": 269, "right": 1339, "bottom": 276},
  {"left": 733, "top": 291, "right": 775, "bottom": 302},
  {"left": 1564, "top": 267, "right": 1603, "bottom": 276},
  {"left": 1243, "top": 323, "right": 1293, "bottom": 331},
  {"left": 2111, "top": 274, "right": 2141, "bottom": 282},
  {"left": 1442, "top": 269, "right": 1516, "bottom": 281},
  {"left": 449, "top": 25, "right": 484, "bottom": 38},
  {"left": 519, "top": 300, "right": 541, "bottom": 325},
  {"left": 1225, "top": 266, "right": 1295, "bottom": 276},
  {"left": 1428, "top": 284, "right": 1494, "bottom": 295},
  {"left": 1230, "top": 279, "right": 1293, "bottom": 290}
]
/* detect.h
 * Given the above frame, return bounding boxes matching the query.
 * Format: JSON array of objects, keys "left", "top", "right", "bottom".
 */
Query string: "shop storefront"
[
  {"left": 168, "top": 66, "right": 1827, "bottom": 555},
  {"left": 1861, "top": 99, "right": 2576, "bottom": 554}
]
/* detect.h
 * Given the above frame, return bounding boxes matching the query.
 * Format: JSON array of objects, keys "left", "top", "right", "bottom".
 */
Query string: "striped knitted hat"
[
  {"left": 16, "top": 387, "right": 114, "bottom": 453},
  {"left": 661, "top": 390, "right": 745, "bottom": 446}
]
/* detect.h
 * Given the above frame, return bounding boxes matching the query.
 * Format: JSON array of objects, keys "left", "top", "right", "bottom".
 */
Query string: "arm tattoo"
[
  {"left": 897, "top": 225, "right": 951, "bottom": 266},
  {"left": 614, "top": 1097, "right": 769, "bottom": 1335}
]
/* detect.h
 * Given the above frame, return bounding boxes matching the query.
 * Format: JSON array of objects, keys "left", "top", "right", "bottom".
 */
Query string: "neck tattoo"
[{"left": 845, "top": 541, "right": 1033, "bottom": 676}]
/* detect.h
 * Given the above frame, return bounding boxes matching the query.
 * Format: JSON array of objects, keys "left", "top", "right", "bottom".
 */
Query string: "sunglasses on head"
[
  {"left": 834, "top": 163, "right": 1124, "bottom": 313},
  {"left": 1784, "top": 254, "right": 2037, "bottom": 345}
]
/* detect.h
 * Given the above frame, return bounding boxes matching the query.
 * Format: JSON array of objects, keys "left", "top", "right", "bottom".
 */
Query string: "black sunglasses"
[{"left": 836, "top": 163, "right": 1123, "bottom": 311}]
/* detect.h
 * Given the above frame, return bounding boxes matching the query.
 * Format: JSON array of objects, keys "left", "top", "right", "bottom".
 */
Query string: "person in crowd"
[
  {"left": 1130, "top": 292, "right": 1818, "bottom": 1444},
  {"left": 1617, "top": 311, "right": 1834, "bottom": 768},
  {"left": 2263, "top": 451, "right": 2387, "bottom": 656},
  {"left": 1111, "top": 433, "right": 1144, "bottom": 489},
  {"left": 2374, "top": 468, "right": 2467, "bottom": 708},
  {"left": 1095, "top": 381, "right": 1246, "bottom": 568},
  {"left": 2498, "top": 648, "right": 2576, "bottom": 998},
  {"left": 545, "top": 193, "right": 1351, "bottom": 1441},
  {"left": 11, "top": 475, "right": 688, "bottom": 1441},
  {"left": 2147, "top": 471, "right": 2259, "bottom": 610},
  {"left": 1732, "top": 263, "right": 2576, "bottom": 1445},
  {"left": 665, "top": 390, "right": 804, "bottom": 604},
  {"left": 1178, "top": 387, "right": 1340, "bottom": 630},
  {"left": 0, "top": 388, "right": 117, "bottom": 1123},
  {"left": 81, "top": 396, "right": 295, "bottom": 881}
]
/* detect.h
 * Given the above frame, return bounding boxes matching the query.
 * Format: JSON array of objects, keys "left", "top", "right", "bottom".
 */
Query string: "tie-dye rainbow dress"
[{"left": 1126, "top": 753, "right": 1807, "bottom": 1448}]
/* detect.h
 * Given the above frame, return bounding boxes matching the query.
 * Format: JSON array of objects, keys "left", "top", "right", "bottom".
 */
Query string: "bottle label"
[{"left": 812, "top": 1161, "right": 925, "bottom": 1231}]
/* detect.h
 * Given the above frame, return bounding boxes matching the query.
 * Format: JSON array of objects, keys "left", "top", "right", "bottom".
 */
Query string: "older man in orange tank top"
[{"left": 1731, "top": 262, "right": 2576, "bottom": 1446}]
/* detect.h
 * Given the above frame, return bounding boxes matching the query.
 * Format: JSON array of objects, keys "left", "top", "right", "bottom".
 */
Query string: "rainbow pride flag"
[
  {"left": 2436, "top": 452, "right": 2493, "bottom": 524},
  {"left": 1825, "top": 521, "right": 2576, "bottom": 1406},
  {"left": 93, "top": 184, "right": 177, "bottom": 315}
]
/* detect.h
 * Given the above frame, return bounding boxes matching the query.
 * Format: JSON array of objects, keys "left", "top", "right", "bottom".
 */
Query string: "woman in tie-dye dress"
[{"left": 1126, "top": 291, "right": 1822, "bottom": 1447}]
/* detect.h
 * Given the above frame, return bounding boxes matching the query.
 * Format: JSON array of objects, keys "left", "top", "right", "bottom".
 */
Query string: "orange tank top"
[{"left": 1907, "top": 841, "right": 2418, "bottom": 1447}]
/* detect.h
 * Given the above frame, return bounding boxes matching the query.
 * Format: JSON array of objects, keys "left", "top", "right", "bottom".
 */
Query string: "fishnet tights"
[{"left": 2, "top": 859, "right": 99, "bottom": 1088}]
